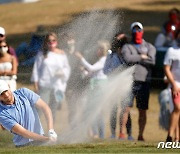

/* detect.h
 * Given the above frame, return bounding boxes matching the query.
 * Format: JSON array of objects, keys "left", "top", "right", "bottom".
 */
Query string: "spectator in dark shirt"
[{"left": 16, "top": 25, "right": 47, "bottom": 66}]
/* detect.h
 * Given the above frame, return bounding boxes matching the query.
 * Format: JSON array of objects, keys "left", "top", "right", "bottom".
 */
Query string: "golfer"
[{"left": 0, "top": 80, "right": 57, "bottom": 147}]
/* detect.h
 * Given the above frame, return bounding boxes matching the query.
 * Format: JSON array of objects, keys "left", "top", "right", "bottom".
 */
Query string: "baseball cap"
[
  {"left": 130, "top": 22, "right": 143, "bottom": 30},
  {"left": 0, "top": 80, "right": 9, "bottom": 95},
  {"left": 0, "top": 27, "right": 5, "bottom": 35}
]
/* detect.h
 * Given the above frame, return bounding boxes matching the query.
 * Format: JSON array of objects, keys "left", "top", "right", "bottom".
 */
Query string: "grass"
[
  {"left": 0, "top": 0, "right": 180, "bottom": 153},
  {"left": 0, "top": 136, "right": 180, "bottom": 153}
]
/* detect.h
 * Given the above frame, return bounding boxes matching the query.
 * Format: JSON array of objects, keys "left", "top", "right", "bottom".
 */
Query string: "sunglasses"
[
  {"left": 47, "top": 39, "right": 57, "bottom": 43},
  {"left": 132, "top": 29, "right": 142, "bottom": 33}
]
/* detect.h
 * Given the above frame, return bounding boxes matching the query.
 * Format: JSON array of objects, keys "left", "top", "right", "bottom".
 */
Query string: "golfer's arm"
[
  {"left": 11, "top": 124, "right": 49, "bottom": 141},
  {"left": 35, "top": 98, "right": 54, "bottom": 130}
]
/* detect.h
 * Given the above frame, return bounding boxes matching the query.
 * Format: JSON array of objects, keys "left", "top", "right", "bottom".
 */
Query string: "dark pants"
[{"left": 132, "top": 81, "right": 150, "bottom": 110}]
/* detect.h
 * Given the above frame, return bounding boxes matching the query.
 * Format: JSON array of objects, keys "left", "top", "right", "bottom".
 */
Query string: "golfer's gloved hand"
[{"left": 48, "top": 129, "right": 57, "bottom": 141}]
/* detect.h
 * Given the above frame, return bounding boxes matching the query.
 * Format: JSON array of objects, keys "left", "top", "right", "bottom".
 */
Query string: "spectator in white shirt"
[
  {"left": 75, "top": 40, "right": 110, "bottom": 139},
  {"left": 31, "top": 32, "right": 70, "bottom": 121}
]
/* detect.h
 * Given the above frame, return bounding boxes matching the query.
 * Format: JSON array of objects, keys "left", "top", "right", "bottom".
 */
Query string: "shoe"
[
  {"left": 128, "top": 135, "right": 134, "bottom": 141},
  {"left": 166, "top": 135, "right": 172, "bottom": 142},
  {"left": 119, "top": 133, "right": 126, "bottom": 140},
  {"left": 138, "top": 135, "right": 145, "bottom": 141}
]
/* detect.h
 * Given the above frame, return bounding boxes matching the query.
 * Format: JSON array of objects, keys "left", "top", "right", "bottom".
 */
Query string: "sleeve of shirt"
[
  {"left": 121, "top": 45, "right": 142, "bottom": 64},
  {"left": 0, "top": 113, "right": 17, "bottom": 132},
  {"left": 62, "top": 55, "right": 71, "bottom": 82},
  {"left": 20, "top": 88, "right": 40, "bottom": 106},
  {"left": 81, "top": 57, "right": 106, "bottom": 72},
  {"left": 141, "top": 43, "right": 156, "bottom": 66},
  {"left": 103, "top": 54, "right": 112, "bottom": 75},
  {"left": 164, "top": 47, "right": 173, "bottom": 66}
]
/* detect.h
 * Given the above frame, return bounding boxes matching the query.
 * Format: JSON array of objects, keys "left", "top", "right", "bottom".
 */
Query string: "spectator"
[
  {"left": 60, "top": 32, "right": 86, "bottom": 128},
  {"left": 121, "top": 22, "right": 156, "bottom": 141},
  {"left": 164, "top": 29, "right": 180, "bottom": 142},
  {"left": 75, "top": 40, "right": 110, "bottom": 139},
  {"left": 0, "top": 80, "right": 57, "bottom": 147},
  {"left": 31, "top": 32, "right": 70, "bottom": 121},
  {"left": 103, "top": 32, "right": 133, "bottom": 140},
  {"left": 16, "top": 25, "right": 47, "bottom": 66},
  {"left": 154, "top": 8, "right": 180, "bottom": 49},
  {"left": 158, "top": 76, "right": 179, "bottom": 141},
  {"left": 0, "top": 40, "right": 18, "bottom": 91},
  {"left": 0, "top": 27, "right": 18, "bottom": 62}
]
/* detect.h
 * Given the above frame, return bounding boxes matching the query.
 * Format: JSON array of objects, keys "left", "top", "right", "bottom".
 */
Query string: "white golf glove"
[{"left": 48, "top": 129, "right": 57, "bottom": 141}]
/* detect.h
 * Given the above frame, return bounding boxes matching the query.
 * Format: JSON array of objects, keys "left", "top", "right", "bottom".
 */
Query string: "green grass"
[{"left": 0, "top": 133, "right": 180, "bottom": 153}]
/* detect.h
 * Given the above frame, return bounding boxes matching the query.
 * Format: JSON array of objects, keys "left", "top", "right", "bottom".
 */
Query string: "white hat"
[
  {"left": 0, "top": 80, "right": 9, "bottom": 94},
  {"left": 130, "top": 22, "right": 143, "bottom": 30},
  {"left": 0, "top": 27, "right": 5, "bottom": 35}
]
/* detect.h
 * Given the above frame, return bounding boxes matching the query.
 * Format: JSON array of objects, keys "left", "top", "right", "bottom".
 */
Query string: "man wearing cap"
[
  {"left": 0, "top": 80, "right": 57, "bottom": 147},
  {"left": 0, "top": 27, "right": 18, "bottom": 62},
  {"left": 121, "top": 22, "right": 156, "bottom": 141}
]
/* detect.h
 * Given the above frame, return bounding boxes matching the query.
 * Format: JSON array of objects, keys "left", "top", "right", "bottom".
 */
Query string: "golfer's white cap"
[
  {"left": 0, "top": 27, "right": 5, "bottom": 35},
  {"left": 0, "top": 80, "right": 9, "bottom": 94},
  {"left": 130, "top": 22, "right": 143, "bottom": 30}
]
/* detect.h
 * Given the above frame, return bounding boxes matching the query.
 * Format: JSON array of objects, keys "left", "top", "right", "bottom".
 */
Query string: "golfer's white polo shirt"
[{"left": 0, "top": 88, "right": 44, "bottom": 146}]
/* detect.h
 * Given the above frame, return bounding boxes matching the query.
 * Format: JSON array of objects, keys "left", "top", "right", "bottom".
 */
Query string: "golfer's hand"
[{"left": 48, "top": 129, "right": 57, "bottom": 142}]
